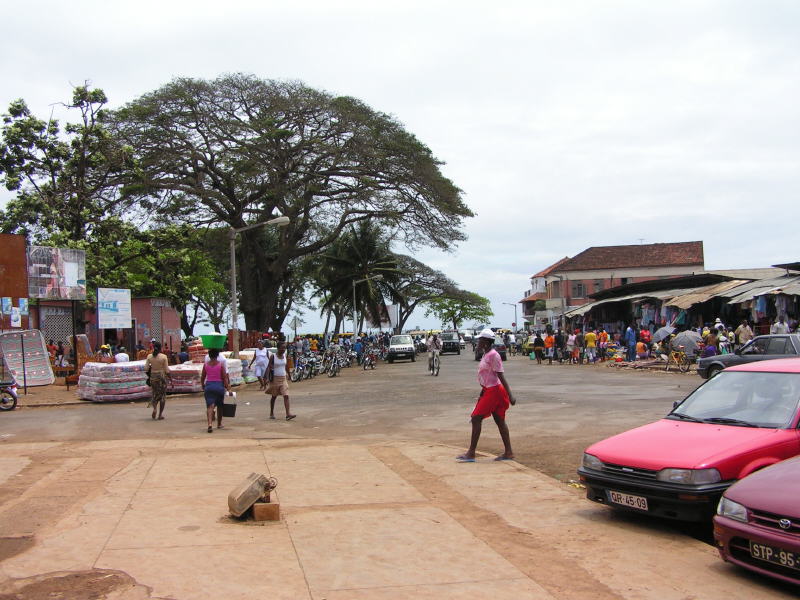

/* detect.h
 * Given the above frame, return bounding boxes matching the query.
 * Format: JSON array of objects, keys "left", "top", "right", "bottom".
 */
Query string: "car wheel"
[
  {"left": 411, "top": 354, "right": 416, "bottom": 362},
  {"left": 388, "top": 357, "right": 394, "bottom": 364},
  {"left": 457, "top": 349, "right": 461, "bottom": 355},
  {"left": 708, "top": 366, "right": 723, "bottom": 378}
]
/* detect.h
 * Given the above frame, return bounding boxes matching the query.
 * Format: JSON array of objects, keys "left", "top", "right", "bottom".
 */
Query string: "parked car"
[
  {"left": 440, "top": 332, "right": 461, "bottom": 354},
  {"left": 714, "top": 455, "right": 800, "bottom": 585},
  {"left": 697, "top": 334, "right": 800, "bottom": 379},
  {"left": 387, "top": 335, "right": 416, "bottom": 363},
  {"left": 577, "top": 358, "right": 800, "bottom": 521},
  {"left": 474, "top": 336, "right": 507, "bottom": 361}
]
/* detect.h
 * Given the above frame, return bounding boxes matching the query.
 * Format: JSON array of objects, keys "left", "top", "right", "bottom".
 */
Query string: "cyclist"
[{"left": 427, "top": 333, "right": 442, "bottom": 372}]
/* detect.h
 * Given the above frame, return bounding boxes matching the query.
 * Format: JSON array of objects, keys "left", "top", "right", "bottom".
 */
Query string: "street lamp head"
[{"left": 267, "top": 216, "right": 290, "bottom": 227}]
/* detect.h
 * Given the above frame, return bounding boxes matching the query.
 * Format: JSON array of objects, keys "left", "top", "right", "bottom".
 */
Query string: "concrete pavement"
[{"left": 0, "top": 436, "right": 793, "bottom": 599}]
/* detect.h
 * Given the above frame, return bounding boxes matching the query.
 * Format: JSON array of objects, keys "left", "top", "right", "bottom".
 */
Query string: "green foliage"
[
  {"left": 312, "top": 220, "right": 399, "bottom": 332},
  {"left": 0, "top": 85, "right": 133, "bottom": 242},
  {"left": 111, "top": 74, "right": 473, "bottom": 330},
  {"left": 425, "top": 292, "right": 494, "bottom": 331}
]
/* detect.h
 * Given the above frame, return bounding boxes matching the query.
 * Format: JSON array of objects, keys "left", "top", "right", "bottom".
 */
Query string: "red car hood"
[
  {"left": 586, "top": 419, "right": 789, "bottom": 471},
  {"left": 725, "top": 456, "right": 800, "bottom": 518}
]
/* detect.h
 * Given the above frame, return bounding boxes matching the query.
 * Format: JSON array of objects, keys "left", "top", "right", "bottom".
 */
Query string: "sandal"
[
  {"left": 207, "top": 426, "right": 213, "bottom": 433},
  {"left": 286, "top": 414, "right": 296, "bottom": 421},
  {"left": 456, "top": 454, "right": 476, "bottom": 463},
  {"left": 269, "top": 415, "right": 275, "bottom": 420}
]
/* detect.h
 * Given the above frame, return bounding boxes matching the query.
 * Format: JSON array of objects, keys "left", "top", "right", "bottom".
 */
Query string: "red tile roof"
[
  {"left": 519, "top": 292, "right": 547, "bottom": 303},
  {"left": 532, "top": 257, "right": 571, "bottom": 278},
  {"left": 557, "top": 241, "right": 704, "bottom": 272}
]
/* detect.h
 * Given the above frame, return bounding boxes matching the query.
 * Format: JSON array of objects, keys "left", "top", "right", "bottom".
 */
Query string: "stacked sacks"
[
  {"left": 168, "top": 362, "right": 203, "bottom": 394},
  {"left": 226, "top": 357, "right": 243, "bottom": 386},
  {"left": 78, "top": 361, "right": 151, "bottom": 402}
]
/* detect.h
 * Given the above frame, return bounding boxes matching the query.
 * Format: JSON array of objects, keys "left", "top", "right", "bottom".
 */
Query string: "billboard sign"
[
  {"left": 97, "top": 288, "right": 132, "bottom": 329},
  {"left": 27, "top": 246, "right": 87, "bottom": 300}
]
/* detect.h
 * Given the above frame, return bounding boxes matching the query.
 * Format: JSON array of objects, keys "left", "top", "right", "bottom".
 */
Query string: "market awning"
[
  {"left": 664, "top": 280, "right": 748, "bottom": 309},
  {"left": 724, "top": 275, "right": 800, "bottom": 304},
  {"left": 562, "top": 286, "right": 699, "bottom": 318}
]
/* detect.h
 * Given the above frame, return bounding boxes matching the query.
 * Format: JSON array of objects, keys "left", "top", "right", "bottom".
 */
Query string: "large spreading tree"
[{"left": 111, "top": 74, "right": 473, "bottom": 331}]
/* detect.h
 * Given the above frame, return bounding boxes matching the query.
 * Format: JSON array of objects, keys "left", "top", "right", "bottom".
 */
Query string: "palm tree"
[{"left": 311, "top": 221, "right": 399, "bottom": 333}]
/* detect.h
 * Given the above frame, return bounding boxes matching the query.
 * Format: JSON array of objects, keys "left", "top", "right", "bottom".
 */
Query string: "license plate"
[
  {"left": 607, "top": 490, "right": 648, "bottom": 511},
  {"left": 750, "top": 541, "right": 800, "bottom": 570}
]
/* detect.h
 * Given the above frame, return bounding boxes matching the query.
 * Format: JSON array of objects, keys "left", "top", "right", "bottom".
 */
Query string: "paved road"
[{"left": 1, "top": 355, "right": 797, "bottom": 598}]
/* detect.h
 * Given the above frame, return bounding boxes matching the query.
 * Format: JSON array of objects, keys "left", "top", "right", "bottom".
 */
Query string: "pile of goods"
[
  {"left": 167, "top": 362, "right": 204, "bottom": 394},
  {"left": 77, "top": 361, "right": 151, "bottom": 402},
  {"left": 188, "top": 339, "right": 207, "bottom": 363},
  {"left": 226, "top": 358, "right": 243, "bottom": 386}
]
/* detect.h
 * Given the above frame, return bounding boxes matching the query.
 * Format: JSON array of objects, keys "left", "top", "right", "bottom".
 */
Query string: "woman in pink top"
[
  {"left": 457, "top": 329, "right": 516, "bottom": 462},
  {"left": 201, "top": 348, "right": 231, "bottom": 433}
]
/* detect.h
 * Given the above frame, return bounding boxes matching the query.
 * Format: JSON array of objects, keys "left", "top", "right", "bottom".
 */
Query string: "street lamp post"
[
  {"left": 352, "top": 274, "right": 383, "bottom": 337},
  {"left": 502, "top": 302, "right": 518, "bottom": 332},
  {"left": 229, "top": 215, "right": 290, "bottom": 358}
]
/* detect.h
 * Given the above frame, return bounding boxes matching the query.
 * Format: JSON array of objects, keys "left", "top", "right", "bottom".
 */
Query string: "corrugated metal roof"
[
  {"left": 563, "top": 287, "right": 700, "bottom": 318},
  {"left": 665, "top": 280, "right": 749, "bottom": 309},
  {"left": 725, "top": 275, "right": 800, "bottom": 304}
]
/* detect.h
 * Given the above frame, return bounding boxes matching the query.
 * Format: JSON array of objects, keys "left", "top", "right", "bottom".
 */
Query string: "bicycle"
[
  {"left": 664, "top": 345, "right": 691, "bottom": 373},
  {"left": 428, "top": 351, "right": 440, "bottom": 376},
  {"left": 0, "top": 380, "right": 18, "bottom": 411}
]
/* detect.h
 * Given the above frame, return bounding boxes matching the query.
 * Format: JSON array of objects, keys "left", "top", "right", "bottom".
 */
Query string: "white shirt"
[
  {"left": 114, "top": 352, "right": 129, "bottom": 362},
  {"left": 272, "top": 353, "right": 288, "bottom": 377},
  {"left": 254, "top": 347, "right": 268, "bottom": 365}
]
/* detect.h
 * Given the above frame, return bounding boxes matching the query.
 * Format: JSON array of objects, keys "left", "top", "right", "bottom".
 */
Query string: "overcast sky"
[{"left": 2, "top": 1, "right": 799, "bottom": 333}]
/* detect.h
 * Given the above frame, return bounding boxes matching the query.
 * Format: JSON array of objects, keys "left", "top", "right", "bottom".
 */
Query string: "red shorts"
[{"left": 471, "top": 385, "right": 510, "bottom": 419}]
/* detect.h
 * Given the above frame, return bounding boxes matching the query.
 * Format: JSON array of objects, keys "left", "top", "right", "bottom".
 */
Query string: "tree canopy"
[
  {"left": 110, "top": 74, "right": 473, "bottom": 330},
  {"left": 425, "top": 292, "right": 494, "bottom": 331}
]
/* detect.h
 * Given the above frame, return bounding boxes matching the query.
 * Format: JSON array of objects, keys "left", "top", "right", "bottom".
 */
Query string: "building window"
[
  {"left": 620, "top": 277, "right": 631, "bottom": 285},
  {"left": 571, "top": 282, "right": 587, "bottom": 298},
  {"left": 594, "top": 279, "right": 604, "bottom": 293}
]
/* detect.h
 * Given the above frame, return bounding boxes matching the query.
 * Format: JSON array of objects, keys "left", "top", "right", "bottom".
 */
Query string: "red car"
[
  {"left": 578, "top": 358, "right": 800, "bottom": 521},
  {"left": 714, "top": 456, "right": 800, "bottom": 585}
]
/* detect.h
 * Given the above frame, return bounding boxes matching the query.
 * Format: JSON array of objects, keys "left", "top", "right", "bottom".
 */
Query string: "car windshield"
[
  {"left": 392, "top": 335, "right": 412, "bottom": 345},
  {"left": 669, "top": 371, "right": 800, "bottom": 428},
  {"left": 441, "top": 333, "right": 458, "bottom": 341}
]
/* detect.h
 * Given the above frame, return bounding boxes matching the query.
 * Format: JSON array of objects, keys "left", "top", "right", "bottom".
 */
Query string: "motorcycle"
[{"left": 1, "top": 379, "right": 18, "bottom": 411}]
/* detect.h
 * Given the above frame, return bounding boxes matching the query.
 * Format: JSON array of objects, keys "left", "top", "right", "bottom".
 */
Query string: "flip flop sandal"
[
  {"left": 494, "top": 456, "right": 514, "bottom": 461},
  {"left": 207, "top": 426, "right": 213, "bottom": 433},
  {"left": 456, "top": 454, "right": 476, "bottom": 462},
  {"left": 286, "top": 415, "right": 296, "bottom": 421},
  {"left": 269, "top": 415, "right": 276, "bottom": 420}
]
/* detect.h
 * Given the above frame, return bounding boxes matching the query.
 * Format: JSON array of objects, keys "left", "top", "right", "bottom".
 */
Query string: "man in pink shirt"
[{"left": 457, "top": 328, "right": 516, "bottom": 462}]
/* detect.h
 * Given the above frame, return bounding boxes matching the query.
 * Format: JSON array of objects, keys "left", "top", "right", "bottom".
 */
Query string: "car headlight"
[
  {"left": 717, "top": 496, "right": 748, "bottom": 522},
  {"left": 656, "top": 468, "right": 721, "bottom": 485},
  {"left": 582, "top": 453, "right": 604, "bottom": 471}
]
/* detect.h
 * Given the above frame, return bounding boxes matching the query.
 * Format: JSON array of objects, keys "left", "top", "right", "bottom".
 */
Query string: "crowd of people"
[{"left": 519, "top": 315, "right": 799, "bottom": 365}]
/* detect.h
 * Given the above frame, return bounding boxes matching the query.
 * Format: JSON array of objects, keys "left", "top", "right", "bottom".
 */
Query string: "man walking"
[{"left": 457, "top": 329, "right": 516, "bottom": 462}]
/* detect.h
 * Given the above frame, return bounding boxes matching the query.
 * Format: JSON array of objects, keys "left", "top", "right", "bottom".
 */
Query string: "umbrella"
[
  {"left": 671, "top": 330, "right": 702, "bottom": 353},
  {"left": 652, "top": 326, "right": 675, "bottom": 344}
]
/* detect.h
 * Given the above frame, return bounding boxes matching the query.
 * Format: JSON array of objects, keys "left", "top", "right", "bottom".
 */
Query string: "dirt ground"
[{"left": 5, "top": 351, "right": 701, "bottom": 482}]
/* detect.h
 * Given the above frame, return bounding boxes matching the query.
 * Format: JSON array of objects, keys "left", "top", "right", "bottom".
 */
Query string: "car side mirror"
[{"left": 672, "top": 401, "right": 680, "bottom": 410}]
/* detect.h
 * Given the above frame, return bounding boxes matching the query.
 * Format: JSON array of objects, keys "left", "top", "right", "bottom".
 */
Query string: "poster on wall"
[
  {"left": 26, "top": 246, "right": 87, "bottom": 300},
  {"left": 1, "top": 298, "right": 10, "bottom": 315},
  {"left": 10, "top": 307, "right": 21, "bottom": 328},
  {"left": 18, "top": 298, "right": 28, "bottom": 315},
  {"left": 97, "top": 288, "right": 132, "bottom": 329}
]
